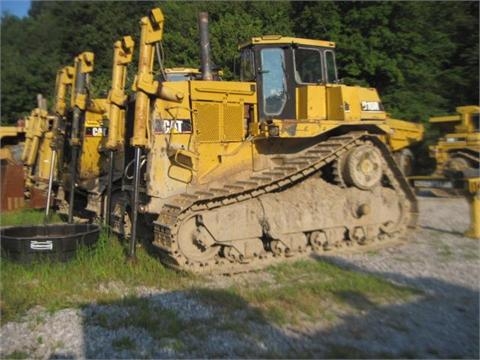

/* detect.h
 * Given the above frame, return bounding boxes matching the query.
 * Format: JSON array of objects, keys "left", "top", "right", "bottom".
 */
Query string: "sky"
[{"left": 1, "top": 0, "right": 32, "bottom": 18}]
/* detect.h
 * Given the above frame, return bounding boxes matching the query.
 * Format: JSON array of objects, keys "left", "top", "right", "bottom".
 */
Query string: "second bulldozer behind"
[{"left": 429, "top": 105, "right": 479, "bottom": 179}]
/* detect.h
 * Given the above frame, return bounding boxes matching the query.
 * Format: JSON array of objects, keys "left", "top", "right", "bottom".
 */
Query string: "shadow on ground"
[{"left": 44, "top": 253, "right": 479, "bottom": 359}]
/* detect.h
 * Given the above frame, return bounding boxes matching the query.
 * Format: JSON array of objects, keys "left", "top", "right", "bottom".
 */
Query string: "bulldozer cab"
[
  {"left": 162, "top": 68, "right": 201, "bottom": 82},
  {"left": 239, "top": 36, "right": 337, "bottom": 121}
]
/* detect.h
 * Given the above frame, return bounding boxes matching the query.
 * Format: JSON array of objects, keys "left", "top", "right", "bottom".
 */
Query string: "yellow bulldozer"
[
  {"left": 96, "top": 8, "right": 420, "bottom": 274},
  {"left": 410, "top": 105, "right": 479, "bottom": 196},
  {"left": 429, "top": 105, "right": 479, "bottom": 178}
]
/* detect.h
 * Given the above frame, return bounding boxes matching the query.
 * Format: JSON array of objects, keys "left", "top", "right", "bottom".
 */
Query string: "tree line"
[{"left": 1, "top": 1, "right": 478, "bottom": 130}]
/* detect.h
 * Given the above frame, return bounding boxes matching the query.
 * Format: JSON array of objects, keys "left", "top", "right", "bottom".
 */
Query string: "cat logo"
[
  {"left": 154, "top": 119, "right": 192, "bottom": 134},
  {"left": 85, "top": 127, "right": 108, "bottom": 137}
]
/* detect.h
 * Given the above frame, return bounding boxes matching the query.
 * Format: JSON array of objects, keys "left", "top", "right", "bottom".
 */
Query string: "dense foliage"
[{"left": 1, "top": 1, "right": 478, "bottom": 127}]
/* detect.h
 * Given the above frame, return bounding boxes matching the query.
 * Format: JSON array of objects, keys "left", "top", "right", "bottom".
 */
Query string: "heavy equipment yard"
[
  {"left": 0, "top": 7, "right": 431, "bottom": 273},
  {"left": 0, "top": 3, "right": 478, "bottom": 359}
]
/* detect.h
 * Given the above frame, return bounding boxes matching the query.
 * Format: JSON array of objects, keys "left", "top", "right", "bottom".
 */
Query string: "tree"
[{"left": 1, "top": 0, "right": 478, "bottom": 128}]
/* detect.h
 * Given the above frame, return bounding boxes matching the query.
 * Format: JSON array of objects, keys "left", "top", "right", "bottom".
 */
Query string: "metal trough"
[{"left": 0, "top": 223, "right": 100, "bottom": 263}]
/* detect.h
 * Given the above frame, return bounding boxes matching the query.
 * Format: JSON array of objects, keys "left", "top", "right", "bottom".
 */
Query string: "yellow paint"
[
  {"left": 126, "top": 13, "right": 426, "bottom": 211},
  {"left": 465, "top": 178, "right": 480, "bottom": 239},
  {"left": 297, "top": 86, "right": 326, "bottom": 120},
  {"left": 429, "top": 105, "right": 480, "bottom": 173},
  {"left": 106, "top": 36, "right": 135, "bottom": 150},
  {"left": 132, "top": 8, "right": 164, "bottom": 147},
  {"left": 385, "top": 118, "right": 424, "bottom": 152},
  {"left": 240, "top": 35, "right": 335, "bottom": 49}
]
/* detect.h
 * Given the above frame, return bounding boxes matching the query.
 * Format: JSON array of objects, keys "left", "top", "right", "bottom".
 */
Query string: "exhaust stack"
[{"left": 198, "top": 12, "right": 213, "bottom": 81}]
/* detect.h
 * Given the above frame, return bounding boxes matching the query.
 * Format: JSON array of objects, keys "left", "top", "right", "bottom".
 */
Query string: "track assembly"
[{"left": 152, "top": 133, "right": 418, "bottom": 274}]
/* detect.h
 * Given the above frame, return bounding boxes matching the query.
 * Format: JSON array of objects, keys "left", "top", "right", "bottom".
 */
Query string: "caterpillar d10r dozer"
[{"left": 123, "top": 8, "right": 418, "bottom": 273}]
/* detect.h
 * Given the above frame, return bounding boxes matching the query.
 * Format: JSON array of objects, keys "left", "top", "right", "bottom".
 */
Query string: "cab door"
[{"left": 256, "top": 47, "right": 296, "bottom": 121}]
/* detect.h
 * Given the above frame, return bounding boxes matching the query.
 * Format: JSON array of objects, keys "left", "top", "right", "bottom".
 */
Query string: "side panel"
[
  {"left": 326, "top": 85, "right": 386, "bottom": 121},
  {"left": 146, "top": 82, "right": 192, "bottom": 199},
  {"left": 78, "top": 99, "right": 108, "bottom": 181},
  {"left": 35, "top": 131, "right": 55, "bottom": 182},
  {"left": 190, "top": 80, "right": 258, "bottom": 183},
  {"left": 296, "top": 86, "right": 326, "bottom": 120}
]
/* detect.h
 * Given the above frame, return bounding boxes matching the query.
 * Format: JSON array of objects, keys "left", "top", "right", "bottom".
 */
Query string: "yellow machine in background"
[
  {"left": 410, "top": 106, "right": 479, "bottom": 196},
  {"left": 113, "top": 8, "right": 420, "bottom": 274},
  {"left": 54, "top": 37, "right": 135, "bottom": 222},
  {"left": 465, "top": 177, "right": 480, "bottom": 239},
  {"left": 385, "top": 118, "right": 424, "bottom": 175},
  {"left": 20, "top": 94, "right": 59, "bottom": 207},
  {"left": 429, "top": 105, "right": 479, "bottom": 178},
  {"left": 0, "top": 124, "right": 25, "bottom": 164},
  {"left": 20, "top": 67, "right": 74, "bottom": 208}
]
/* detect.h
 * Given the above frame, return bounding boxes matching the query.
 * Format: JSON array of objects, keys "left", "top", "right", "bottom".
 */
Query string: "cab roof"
[
  {"left": 165, "top": 67, "right": 200, "bottom": 74},
  {"left": 239, "top": 35, "right": 335, "bottom": 50}
]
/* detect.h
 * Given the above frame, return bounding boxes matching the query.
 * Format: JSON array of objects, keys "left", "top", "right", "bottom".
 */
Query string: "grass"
[
  {"left": 87, "top": 296, "right": 183, "bottom": 340},
  {"left": 0, "top": 210, "right": 193, "bottom": 323},
  {"left": 255, "top": 261, "right": 419, "bottom": 325},
  {"left": 3, "top": 351, "right": 30, "bottom": 360},
  {"left": 0, "top": 208, "right": 62, "bottom": 227},
  {"left": 436, "top": 242, "right": 453, "bottom": 259},
  {"left": 112, "top": 336, "right": 136, "bottom": 351},
  {"left": 196, "top": 260, "right": 420, "bottom": 327}
]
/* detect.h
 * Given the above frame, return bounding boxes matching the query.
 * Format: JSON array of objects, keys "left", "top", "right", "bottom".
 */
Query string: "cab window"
[
  {"left": 294, "top": 48, "right": 323, "bottom": 84},
  {"left": 472, "top": 113, "right": 480, "bottom": 132},
  {"left": 260, "top": 48, "right": 288, "bottom": 116},
  {"left": 240, "top": 48, "right": 255, "bottom": 82},
  {"left": 325, "top": 50, "right": 338, "bottom": 83}
]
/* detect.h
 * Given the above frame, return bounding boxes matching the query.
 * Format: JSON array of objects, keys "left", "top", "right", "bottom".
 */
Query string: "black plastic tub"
[{"left": 0, "top": 223, "right": 100, "bottom": 263}]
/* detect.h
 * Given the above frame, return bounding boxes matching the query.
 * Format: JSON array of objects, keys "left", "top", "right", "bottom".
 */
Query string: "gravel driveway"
[{"left": 1, "top": 196, "right": 479, "bottom": 359}]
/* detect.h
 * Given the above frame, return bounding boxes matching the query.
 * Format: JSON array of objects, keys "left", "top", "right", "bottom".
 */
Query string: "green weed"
[
  {"left": 0, "top": 208, "right": 62, "bottom": 226},
  {"left": 3, "top": 351, "right": 29, "bottom": 360},
  {"left": 112, "top": 336, "right": 136, "bottom": 351},
  {"left": 161, "top": 338, "right": 186, "bottom": 352},
  {"left": 463, "top": 251, "right": 480, "bottom": 261},
  {"left": 436, "top": 242, "right": 453, "bottom": 259},
  {"left": 87, "top": 296, "right": 183, "bottom": 340}
]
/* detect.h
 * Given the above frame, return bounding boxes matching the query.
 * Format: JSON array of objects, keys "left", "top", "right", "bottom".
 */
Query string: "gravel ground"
[{"left": 1, "top": 196, "right": 479, "bottom": 359}]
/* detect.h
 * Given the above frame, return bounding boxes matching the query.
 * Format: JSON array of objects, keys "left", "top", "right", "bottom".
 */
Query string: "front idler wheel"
[
  {"left": 177, "top": 215, "right": 219, "bottom": 264},
  {"left": 341, "top": 144, "right": 383, "bottom": 190}
]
